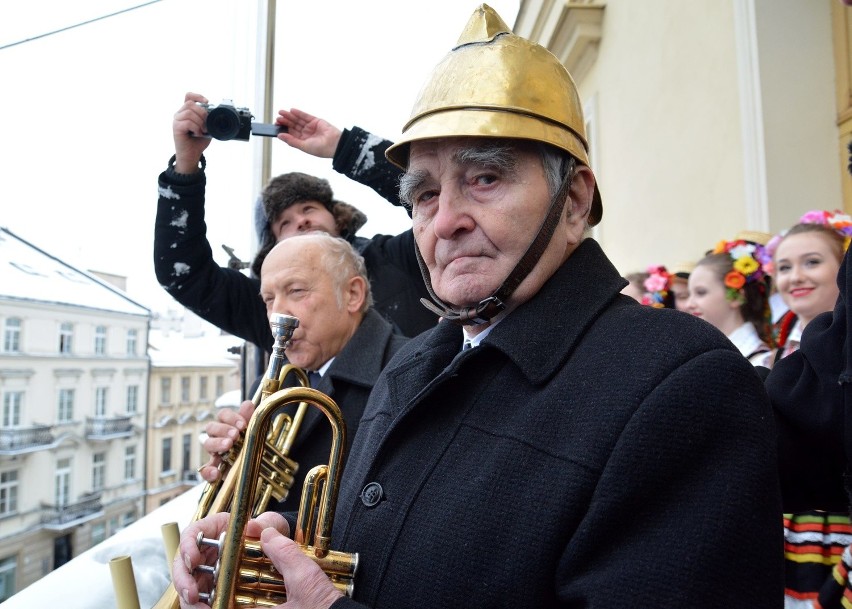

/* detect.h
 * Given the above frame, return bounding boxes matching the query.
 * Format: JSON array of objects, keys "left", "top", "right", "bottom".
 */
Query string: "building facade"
[
  {"left": 0, "top": 228, "right": 150, "bottom": 601},
  {"left": 145, "top": 328, "right": 241, "bottom": 512},
  {"left": 515, "top": 0, "right": 852, "bottom": 275}
]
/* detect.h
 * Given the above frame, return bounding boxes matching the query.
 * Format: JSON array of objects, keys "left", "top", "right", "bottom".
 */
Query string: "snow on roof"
[
  {"left": 0, "top": 227, "right": 149, "bottom": 317},
  {"left": 148, "top": 328, "right": 242, "bottom": 368}
]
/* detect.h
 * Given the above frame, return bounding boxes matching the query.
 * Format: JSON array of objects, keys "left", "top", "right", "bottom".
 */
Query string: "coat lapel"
[{"left": 297, "top": 309, "right": 395, "bottom": 436}]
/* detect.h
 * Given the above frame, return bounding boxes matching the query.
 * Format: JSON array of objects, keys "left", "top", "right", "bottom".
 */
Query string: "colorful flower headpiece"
[
  {"left": 640, "top": 265, "right": 672, "bottom": 308},
  {"left": 711, "top": 239, "right": 769, "bottom": 300},
  {"left": 764, "top": 209, "right": 852, "bottom": 270}
]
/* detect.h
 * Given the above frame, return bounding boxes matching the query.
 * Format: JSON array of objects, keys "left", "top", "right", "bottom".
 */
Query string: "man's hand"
[
  {"left": 173, "top": 512, "right": 290, "bottom": 609},
  {"left": 172, "top": 92, "right": 212, "bottom": 174},
  {"left": 276, "top": 108, "right": 343, "bottom": 159},
  {"left": 198, "top": 400, "right": 255, "bottom": 483},
  {"left": 260, "top": 526, "right": 344, "bottom": 609}
]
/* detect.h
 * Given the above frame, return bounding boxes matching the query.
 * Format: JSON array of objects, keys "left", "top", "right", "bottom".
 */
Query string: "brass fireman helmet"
[{"left": 385, "top": 3, "right": 603, "bottom": 225}]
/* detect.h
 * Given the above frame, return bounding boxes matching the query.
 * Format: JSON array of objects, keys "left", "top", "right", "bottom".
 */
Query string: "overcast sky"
[{"left": 0, "top": 0, "right": 519, "bottom": 315}]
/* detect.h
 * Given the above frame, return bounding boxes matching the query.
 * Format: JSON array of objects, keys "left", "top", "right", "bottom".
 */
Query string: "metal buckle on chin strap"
[
  {"left": 419, "top": 296, "right": 505, "bottom": 326},
  {"left": 460, "top": 296, "right": 505, "bottom": 325}
]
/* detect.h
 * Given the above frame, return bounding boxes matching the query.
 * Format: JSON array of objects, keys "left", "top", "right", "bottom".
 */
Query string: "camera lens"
[{"left": 206, "top": 106, "right": 241, "bottom": 141}]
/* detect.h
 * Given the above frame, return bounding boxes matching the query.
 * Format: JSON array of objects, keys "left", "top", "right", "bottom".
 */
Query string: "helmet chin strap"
[{"left": 416, "top": 159, "right": 577, "bottom": 326}]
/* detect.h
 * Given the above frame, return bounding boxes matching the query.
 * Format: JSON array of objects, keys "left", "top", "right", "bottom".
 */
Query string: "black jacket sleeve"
[
  {"left": 332, "top": 127, "right": 406, "bottom": 210},
  {"left": 154, "top": 162, "right": 273, "bottom": 352}
]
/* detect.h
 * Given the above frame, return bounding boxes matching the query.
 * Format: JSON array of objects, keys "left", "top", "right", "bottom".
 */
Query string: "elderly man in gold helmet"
[{"left": 173, "top": 5, "right": 783, "bottom": 607}]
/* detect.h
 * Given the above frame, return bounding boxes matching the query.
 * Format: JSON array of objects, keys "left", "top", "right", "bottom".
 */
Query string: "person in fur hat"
[
  {"left": 154, "top": 93, "right": 438, "bottom": 355},
  {"left": 248, "top": 172, "right": 368, "bottom": 277}
]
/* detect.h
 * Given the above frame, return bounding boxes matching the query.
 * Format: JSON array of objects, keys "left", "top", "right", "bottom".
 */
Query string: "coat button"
[{"left": 360, "top": 482, "right": 384, "bottom": 507}]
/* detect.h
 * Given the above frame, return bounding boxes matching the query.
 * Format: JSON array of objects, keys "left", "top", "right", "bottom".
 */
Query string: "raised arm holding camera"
[{"left": 154, "top": 93, "right": 438, "bottom": 351}]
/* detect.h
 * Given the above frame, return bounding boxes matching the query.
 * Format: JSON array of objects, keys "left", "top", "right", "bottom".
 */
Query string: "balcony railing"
[
  {"left": 0, "top": 424, "right": 54, "bottom": 454},
  {"left": 85, "top": 415, "right": 134, "bottom": 439},
  {"left": 41, "top": 492, "right": 103, "bottom": 529}
]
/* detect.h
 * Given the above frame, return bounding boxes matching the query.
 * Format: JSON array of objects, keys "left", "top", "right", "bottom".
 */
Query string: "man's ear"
[
  {"left": 565, "top": 165, "right": 595, "bottom": 226},
  {"left": 345, "top": 275, "right": 368, "bottom": 313}
]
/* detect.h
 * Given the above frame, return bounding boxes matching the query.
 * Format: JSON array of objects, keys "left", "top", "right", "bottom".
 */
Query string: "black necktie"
[
  {"left": 462, "top": 341, "right": 472, "bottom": 351},
  {"left": 308, "top": 371, "right": 322, "bottom": 388}
]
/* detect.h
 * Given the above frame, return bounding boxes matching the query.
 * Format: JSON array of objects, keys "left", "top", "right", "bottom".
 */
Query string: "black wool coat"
[{"left": 328, "top": 239, "right": 784, "bottom": 609}]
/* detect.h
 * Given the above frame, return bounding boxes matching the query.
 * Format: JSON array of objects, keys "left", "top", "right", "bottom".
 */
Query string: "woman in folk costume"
[{"left": 763, "top": 209, "right": 852, "bottom": 607}]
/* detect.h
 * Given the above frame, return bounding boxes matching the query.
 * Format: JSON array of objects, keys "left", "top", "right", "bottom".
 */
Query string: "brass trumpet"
[
  {"left": 196, "top": 386, "right": 358, "bottom": 607},
  {"left": 152, "top": 313, "right": 311, "bottom": 609}
]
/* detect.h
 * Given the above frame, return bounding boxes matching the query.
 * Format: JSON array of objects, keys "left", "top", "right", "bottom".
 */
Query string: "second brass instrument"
[{"left": 152, "top": 313, "right": 310, "bottom": 609}]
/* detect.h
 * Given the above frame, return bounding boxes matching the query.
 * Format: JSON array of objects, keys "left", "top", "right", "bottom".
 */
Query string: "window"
[
  {"left": 121, "top": 511, "right": 135, "bottom": 528},
  {"left": 161, "top": 437, "right": 173, "bottom": 474},
  {"left": 55, "top": 458, "right": 71, "bottom": 508},
  {"left": 126, "top": 385, "right": 138, "bottom": 414},
  {"left": 0, "top": 471, "right": 19, "bottom": 516},
  {"left": 94, "top": 387, "right": 108, "bottom": 417},
  {"left": 58, "top": 389, "right": 74, "bottom": 423},
  {"left": 199, "top": 376, "right": 208, "bottom": 400},
  {"left": 0, "top": 555, "right": 16, "bottom": 602},
  {"left": 180, "top": 376, "right": 190, "bottom": 402},
  {"left": 91, "top": 522, "right": 106, "bottom": 546},
  {"left": 215, "top": 375, "right": 224, "bottom": 397},
  {"left": 2, "top": 318, "right": 21, "bottom": 353},
  {"left": 94, "top": 326, "right": 106, "bottom": 355},
  {"left": 126, "top": 329, "right": 137, "bottom": 356},
  {"left": 182, "top": 433, "right": 192, "bottom": 473},
  {"left": 160, "top": 377, "right": 171, "bottom": 405},
  {"left": 124, "top": 446, "right": 136, "bottom": 480},
  {"left": 92, "top": 453, "right": 105, "bottom": 491},
  {"left": 59, "top": 322, "right": 73, "bottom": 354},
  {"left": 2, "top": 393, "right": 22, "bottom": 427}
]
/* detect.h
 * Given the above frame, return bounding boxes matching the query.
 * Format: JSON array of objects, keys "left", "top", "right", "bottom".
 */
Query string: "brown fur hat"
[{"left": 262, "top": 172, "right": 334, "bottom": 220}]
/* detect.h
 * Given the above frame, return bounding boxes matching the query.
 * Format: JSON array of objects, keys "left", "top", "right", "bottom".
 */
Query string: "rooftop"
[{"left": 0, "top": 227, "right": 149, "bottom": 317}]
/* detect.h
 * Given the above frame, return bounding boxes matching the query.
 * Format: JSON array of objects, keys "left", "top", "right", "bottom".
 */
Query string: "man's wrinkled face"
[
  {"left": 271, "top": 201, "right": 338, "bottom": 241},
  {"left": 404, "top": 138, "right": 571, "bottom": 310},
  {"left": 259, "top": 240, "right": 355, "bottom": 371}
]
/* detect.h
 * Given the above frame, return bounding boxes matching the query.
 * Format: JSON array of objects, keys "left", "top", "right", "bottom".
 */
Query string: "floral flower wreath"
[
  {"left": 640, "top": 265, "right": 672, "bottom": 308},
  {"left": 711, "top": 239, "right": 769, "bottom": 302},
  {"left": 764, "top": 209, "right": 852, "bottom": 273}
]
